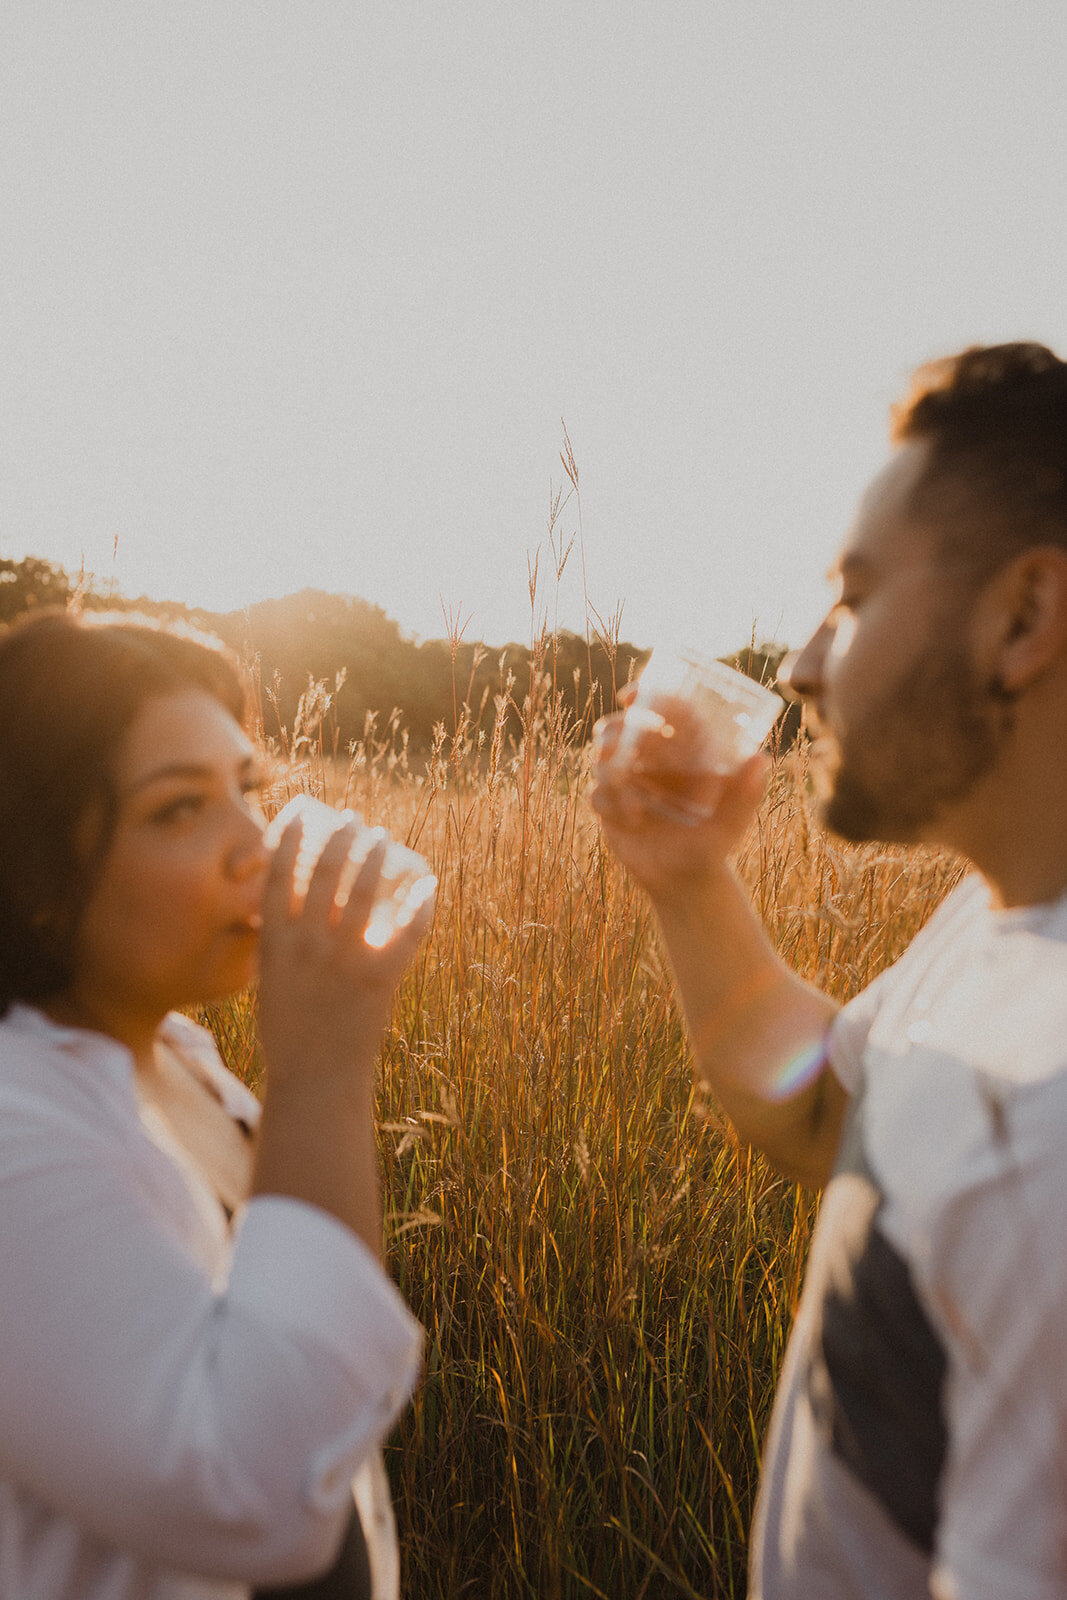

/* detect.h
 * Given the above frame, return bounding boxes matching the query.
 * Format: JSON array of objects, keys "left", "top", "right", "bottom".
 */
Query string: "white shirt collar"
[
  {"left": 2, "top": 1002, "right": 262, "bottom": 1127},
  {"left": 3, "top": 1001, "right": 138, "bottom": 1085}
]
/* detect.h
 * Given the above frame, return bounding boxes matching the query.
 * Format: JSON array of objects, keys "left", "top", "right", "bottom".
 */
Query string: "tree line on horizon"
[{"left": 0, "top": 554, "right": 800, "bottom": 757}]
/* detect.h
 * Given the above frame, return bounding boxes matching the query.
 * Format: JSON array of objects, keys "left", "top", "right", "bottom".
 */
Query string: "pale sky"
[{"left": 2, "top": 2, "right": 1066, "bottom": 655}]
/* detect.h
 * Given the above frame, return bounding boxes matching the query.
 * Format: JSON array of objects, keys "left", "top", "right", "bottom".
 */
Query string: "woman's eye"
[
  {"left": 153, "top": 794, "right": 205, "bottom": 825},
  {"left": 240, "top": 774, "right": 267, "bottom": 814}
]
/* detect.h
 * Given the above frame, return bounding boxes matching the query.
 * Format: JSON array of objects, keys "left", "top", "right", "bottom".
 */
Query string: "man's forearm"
[{"left": 650, "top": 864, "right": 846, "bottom": 1188}]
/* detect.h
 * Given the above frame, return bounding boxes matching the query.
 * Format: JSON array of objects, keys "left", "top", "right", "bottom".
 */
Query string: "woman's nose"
[{"left": 231, "top": 803, "right": 269, "bottom": 880}]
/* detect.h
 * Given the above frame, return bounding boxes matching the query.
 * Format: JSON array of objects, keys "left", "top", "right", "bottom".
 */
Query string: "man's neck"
[
  {"left": 969, "top": 847, "right": 1067, "bottom": 912},
  {"left": 931, "top": 733, "right": 1067, "bottom": 909}
]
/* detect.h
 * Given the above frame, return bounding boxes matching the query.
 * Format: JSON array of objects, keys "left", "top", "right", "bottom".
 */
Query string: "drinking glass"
[
  {"left": 599, "top": 646, "right": 784, "bottom": 821},
  {"left": 264, "top": 794, "right": 437, "bottom": 947}
]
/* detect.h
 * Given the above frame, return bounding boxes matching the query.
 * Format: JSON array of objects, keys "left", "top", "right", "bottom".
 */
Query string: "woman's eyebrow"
[{"left": 125, "top": 753, "right": 258, "bottom": 795}]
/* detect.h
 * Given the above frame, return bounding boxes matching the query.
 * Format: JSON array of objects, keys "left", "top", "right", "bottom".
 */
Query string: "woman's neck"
[{"left": 40, "top": 991, "right": 166, "bottom": 1074}]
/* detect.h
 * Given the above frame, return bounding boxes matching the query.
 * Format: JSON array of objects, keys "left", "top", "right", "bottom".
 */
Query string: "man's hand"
[{"left": 590, "top": 692, "right": 770, "bottom": 902}]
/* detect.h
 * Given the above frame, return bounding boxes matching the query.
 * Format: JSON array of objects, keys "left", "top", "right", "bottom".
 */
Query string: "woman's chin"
[{"left": 193, "top": 949, "right": 260, "bottom": 1009}]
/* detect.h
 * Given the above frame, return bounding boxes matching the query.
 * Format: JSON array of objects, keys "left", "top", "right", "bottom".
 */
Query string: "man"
[{"left": 592, "top": 343, "right": 1067, "bottom": 1599}]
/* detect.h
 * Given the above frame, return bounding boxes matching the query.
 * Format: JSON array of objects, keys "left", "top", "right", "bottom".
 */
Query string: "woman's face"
[{"left": 67, "top": 689, "right": 269, "bottom": 1027}]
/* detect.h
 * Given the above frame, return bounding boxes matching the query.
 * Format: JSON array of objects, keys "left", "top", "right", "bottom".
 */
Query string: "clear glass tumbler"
[
  {"left": 264, "top": 794, "right": 437, "bottom": 947},
  {"left": 599, "top": 646, "right": 785, "bottom": 821}
]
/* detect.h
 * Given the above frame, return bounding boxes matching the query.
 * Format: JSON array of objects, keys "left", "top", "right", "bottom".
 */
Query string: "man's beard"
[{"left": 813, "top": 643, "right": 1016, "bottom": 845}]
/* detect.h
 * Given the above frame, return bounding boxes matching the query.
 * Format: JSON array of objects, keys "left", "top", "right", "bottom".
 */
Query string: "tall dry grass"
[{"left": 202, "top": 648, "right": 963, "bottom": 1599}]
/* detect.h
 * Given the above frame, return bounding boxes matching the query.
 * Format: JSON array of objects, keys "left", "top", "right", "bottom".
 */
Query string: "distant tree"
[
  {"left": 210, "top": 590, "right": 412, "bottom": 751},
  {"left": 0, "top": 557, "right": 72, "bottom": 620},
  {"left": 0, "top": 553, "right": 800, "bottom": 757}
]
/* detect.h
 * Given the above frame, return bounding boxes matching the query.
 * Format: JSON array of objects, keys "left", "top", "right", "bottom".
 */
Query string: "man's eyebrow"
[{"left": 827, "top": 552, "right": 876, "bottom": 584}]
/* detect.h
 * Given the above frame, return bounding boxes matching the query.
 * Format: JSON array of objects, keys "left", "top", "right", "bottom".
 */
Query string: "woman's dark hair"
[
  {"left": 0, "top": 609, "right": 247, "bottom": 1015},
  {"left": 890, "top": 342, "right": 1067, "bottom": 575}
]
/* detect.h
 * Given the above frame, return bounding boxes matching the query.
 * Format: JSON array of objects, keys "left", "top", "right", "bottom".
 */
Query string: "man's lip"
[
  {"left": 228, "top": 914, "right": 263, "bottom": 935},
  {"left": 803, "top": 711, "right": 833, "bottom": 747}
]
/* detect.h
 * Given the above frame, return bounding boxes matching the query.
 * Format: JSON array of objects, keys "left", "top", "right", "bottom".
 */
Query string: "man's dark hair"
[
  {"left": 890, "top": 342, "right": 1067, "bottom": 574},
  {"left": 0, "top": 610, "right": 247, "bottom": 1015}
]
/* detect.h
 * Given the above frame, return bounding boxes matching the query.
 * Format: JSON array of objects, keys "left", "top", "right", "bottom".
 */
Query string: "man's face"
[{"left": 783, "top": 441, "right": 1012, "bottom": 845}]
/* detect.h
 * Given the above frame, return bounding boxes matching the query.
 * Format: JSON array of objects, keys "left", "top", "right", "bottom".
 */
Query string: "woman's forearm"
[{"left": 252, "top": 1060, "right": 384, "bottom": 1259}]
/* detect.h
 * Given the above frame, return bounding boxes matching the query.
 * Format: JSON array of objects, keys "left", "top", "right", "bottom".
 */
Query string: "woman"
[{"left": 0, "top": 608, "right": 430, "bottom": 1599}]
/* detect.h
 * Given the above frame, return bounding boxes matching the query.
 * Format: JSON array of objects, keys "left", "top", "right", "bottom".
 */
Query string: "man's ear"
[{"left": 975, "top": 546, "right": 1067, "bottom": 692}]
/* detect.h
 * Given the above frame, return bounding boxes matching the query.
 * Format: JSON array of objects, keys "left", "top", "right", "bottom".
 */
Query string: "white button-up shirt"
[{"left": 0, "top": 1005, "right": 423, "bottom": 1600}]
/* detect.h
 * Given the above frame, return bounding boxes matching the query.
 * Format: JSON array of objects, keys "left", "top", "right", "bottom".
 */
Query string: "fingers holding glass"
[{"left": 263, "top": 795, "right": 437, "bottom": 953}]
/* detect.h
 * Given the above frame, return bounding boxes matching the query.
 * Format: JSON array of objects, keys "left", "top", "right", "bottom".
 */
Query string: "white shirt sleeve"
[
  {"left": 0, "top": 1087, "right": 422, "bottom": 1585},
  {"left": 825, "top": 963, "right": 896, "bottom": 1094},
  {"left": 827, "top": 876, "right": 986, "bottom": 1095}
]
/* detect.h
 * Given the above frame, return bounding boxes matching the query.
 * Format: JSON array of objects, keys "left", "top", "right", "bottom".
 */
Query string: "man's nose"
[{"left": 777, "top": 630, "right": 826, "bottom": 702}]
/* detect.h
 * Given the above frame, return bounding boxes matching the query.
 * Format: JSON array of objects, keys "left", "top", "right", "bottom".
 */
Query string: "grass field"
[{"left": 202, "top": 655, "right": 963, "bottom": 1599}]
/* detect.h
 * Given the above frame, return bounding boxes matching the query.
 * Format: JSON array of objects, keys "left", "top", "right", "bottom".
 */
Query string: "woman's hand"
[
  {"left": 256, "top": 817, "right": 434, "bottom": 1088},
  {"left": 590, "top": 691, "right": 769, "bottom": 902},
  {"left": 252, "top": 815, "right": 435, "bottom": 1251}
]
